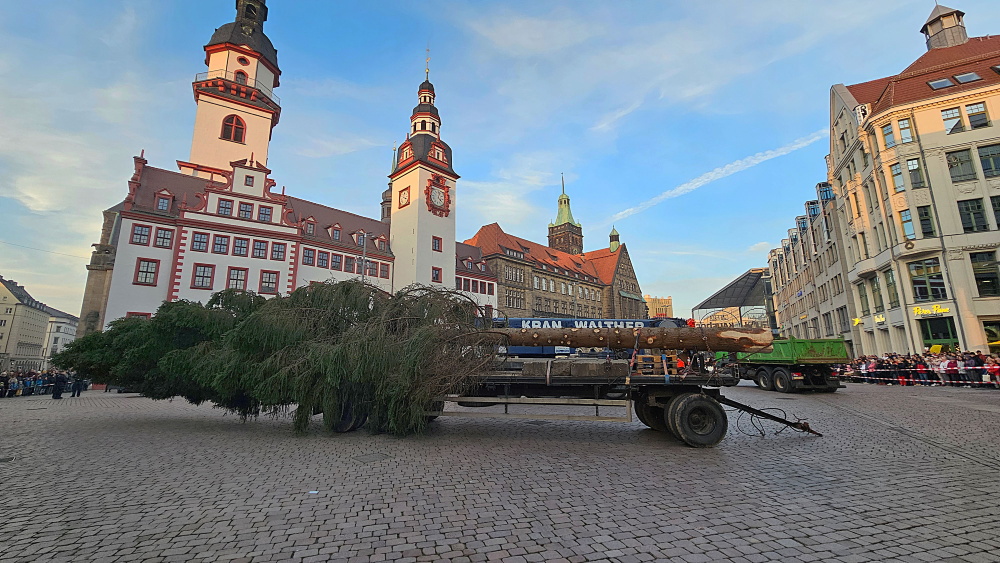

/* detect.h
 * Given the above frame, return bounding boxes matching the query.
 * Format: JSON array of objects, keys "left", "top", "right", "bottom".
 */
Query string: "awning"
[
  {"left": 693, "top": 268, "right": 769, "bottom": 311},
  {"left": 619, "top": 290, "right": 644, "bottom": 301}
]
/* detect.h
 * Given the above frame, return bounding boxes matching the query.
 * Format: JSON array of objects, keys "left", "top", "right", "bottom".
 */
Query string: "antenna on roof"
[{"left": 425, "top": 43, "right": 431, "bottom": 80}]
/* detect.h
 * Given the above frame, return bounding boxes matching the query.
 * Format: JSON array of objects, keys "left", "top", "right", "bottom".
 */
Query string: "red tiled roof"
[
  {"left": 464, "top": 223, "right": 601, "bottom": 280},
  {"left": 579, "top": 246, "right": 623, "bottom": 285},
  {"left": 845, "top": 77, "right": 892, "bottom": 106},
  {"left": 123, "top": 162, "right": 393, "bottom": 256},
  {"left": 848, "top": 36, "right": 1000, "bottom": 115},
  {"left": 455, "top": 242, "right": 497, "bottom": 278}
]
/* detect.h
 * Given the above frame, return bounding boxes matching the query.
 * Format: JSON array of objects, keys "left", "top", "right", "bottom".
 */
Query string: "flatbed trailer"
[{"left": 428, "top": 360, "right": 820, "bottom": 447}]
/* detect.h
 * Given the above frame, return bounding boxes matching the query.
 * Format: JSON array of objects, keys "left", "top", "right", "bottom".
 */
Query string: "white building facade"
[
  {"left": 827, "top": 5, "right": 1000, "bottom": 354},
  {"left": 82, "top": 0, "right": 496, "bottom": 328}
]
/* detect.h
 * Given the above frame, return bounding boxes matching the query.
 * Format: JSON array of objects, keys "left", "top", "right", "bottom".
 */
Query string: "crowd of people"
[
  {"left": 0, "top": 370, "right": 88, "bottom": 399},
  {"left": 846, "top": 350, "right": 1000, "bottom": 387}
]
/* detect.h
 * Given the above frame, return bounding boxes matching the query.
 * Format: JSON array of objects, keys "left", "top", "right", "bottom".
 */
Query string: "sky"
[{"left": 2, "top": 0, "right": 999, "bottom": 318}]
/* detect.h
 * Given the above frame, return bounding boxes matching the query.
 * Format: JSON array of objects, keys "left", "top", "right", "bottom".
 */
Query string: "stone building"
[
  {"left": 771, "top": 4, "right": 1000, "bottom": 355},
  {"left": 465, "top": 189, "right": 646, "bottom": 320},
  {"left": 41, "top": 307, "right": 78, "bottom": 370}
]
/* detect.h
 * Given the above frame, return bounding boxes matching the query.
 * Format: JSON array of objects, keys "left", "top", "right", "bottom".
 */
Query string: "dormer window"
[
  {"left": 234, "top": 71, "right": 248, "bottom": 85},
  {"left": 244, "top": 175, "right": 254, "bottom": 187},
  {"left": 378, "top": 240, "right": 385, "bottom": 251},
  {"left": 156, "top": 197, "right": 170, "bottom": 211},
  {"left": 305, "top": 222, "right": 315, "bottom": 235},
  {"left": 333, "top": 228, "right": 341, "bottom": 241}
]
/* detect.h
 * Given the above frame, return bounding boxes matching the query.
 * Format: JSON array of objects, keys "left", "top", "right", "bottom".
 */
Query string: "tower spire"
[
  {"left": 425, "top": 45, "right": 431, "bottom": 80},
  {"left": 561, "top": 172, "right": 565, "bottom": 195}
]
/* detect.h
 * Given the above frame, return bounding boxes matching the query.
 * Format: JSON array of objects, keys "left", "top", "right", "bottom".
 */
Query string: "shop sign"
[
  {"left": 852, "top": 317, "right": 863, "bottom": 326},
  {"left": 913, "top": 304, "right": 950, "bottom": 317},
  {"left": 874, "top": 314, "right": 886, "bottom": 324}
]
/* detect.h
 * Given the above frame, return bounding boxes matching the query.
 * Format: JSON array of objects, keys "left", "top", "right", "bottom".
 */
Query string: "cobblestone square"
[{"left": 2, "top": 383, "right": 999, "bottom": 562}]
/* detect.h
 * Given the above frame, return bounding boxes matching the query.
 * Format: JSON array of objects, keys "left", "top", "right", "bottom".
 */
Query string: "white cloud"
[
  {"left": 746, "top": 242, "right": 772, "bottom": 254},
  {"left": 467, "top": 13, "right": 602, "bottom": 57},
  {"left": 606, "top": 128, "right": 828, "bottom": 223},
  {"left": 461, "top": 151, "right": 570, "bottom": 229}
]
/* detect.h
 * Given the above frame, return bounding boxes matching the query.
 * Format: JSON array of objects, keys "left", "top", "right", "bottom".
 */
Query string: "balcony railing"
[{"left": 194, "top": 70, "right": 280, "bottom": 105}]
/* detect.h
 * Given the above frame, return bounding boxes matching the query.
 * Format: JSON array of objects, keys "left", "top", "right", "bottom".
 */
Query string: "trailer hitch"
[{"left": 716, "top": 395, "right": 823, "bottom": 437}]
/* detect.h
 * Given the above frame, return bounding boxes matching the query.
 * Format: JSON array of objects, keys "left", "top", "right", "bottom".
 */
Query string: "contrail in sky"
[{"left": 607, "top": 128, "right": 828, "bottom": 224}]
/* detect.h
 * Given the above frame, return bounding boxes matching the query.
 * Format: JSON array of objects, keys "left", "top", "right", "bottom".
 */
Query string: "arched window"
[
  {"left": 221, "top": 115, "right": 246, "bottom": 143},
  {"left": 421, "top": 121, "right": 427, "bottom": 130},
  {"left": 431, "top": 122, "right": 436, "bottom": 133},
  {"left": 234, "top": 71, "right": 248, "bottom": 84},
  {"left": 245, "top": 4, "right": 257, "bottom": 20}
]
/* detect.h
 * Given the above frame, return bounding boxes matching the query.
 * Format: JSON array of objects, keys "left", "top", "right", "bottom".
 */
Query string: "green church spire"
[{"left": 549, "top": 173, "right": 581, "bottom": 228}]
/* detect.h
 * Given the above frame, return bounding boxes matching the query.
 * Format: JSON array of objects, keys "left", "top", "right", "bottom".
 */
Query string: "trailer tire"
[
  {"left": 663, "top": 396, "right": 682, "bottom": 440},
  {"left": 772, "top": 368, "right": 792, "bottom": 393},
  {"left": 333, "top": 401, "right": 365, "bottom": 433},
  {"left": 426, "top": 400, "right": 444, "bottom": 422},
  {"left": 669, "top": 393, "right": 727, "bottom": 448},
  {"left": 755, "top": 368, "right": 773, "bottom": 391},
  {"left": 634, "top": 399, "right": 669, "bottom": 433}
]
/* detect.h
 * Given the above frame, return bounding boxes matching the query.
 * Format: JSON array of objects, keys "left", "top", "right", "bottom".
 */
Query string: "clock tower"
[
  {"left": 180, "top": 0, "right": 281, "bottom": 180},
  {"left": 388, "top": 77, "right": 459, "bottom": 289}
]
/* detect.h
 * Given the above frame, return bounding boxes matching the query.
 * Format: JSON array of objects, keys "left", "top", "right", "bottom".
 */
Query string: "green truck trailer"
[{"left": 719, "top": 337, "right": 849, "bottom": 392}]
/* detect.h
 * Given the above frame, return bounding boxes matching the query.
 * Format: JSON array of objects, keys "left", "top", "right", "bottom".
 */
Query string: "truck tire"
[
  {"left": 755, "top": 368, "right": 773, "bottom": 391},
  {"left": 635, "top": 399, "right": 669, "bottom": 433},
  {"left": 669, "top": 393, "right": 728, "bottom": 448},
  {"left": 663, "top": 396, "right": 682, "bottom": 440},
  {"left": 772, "top": 368, "right": 792, "bottom": 393}
]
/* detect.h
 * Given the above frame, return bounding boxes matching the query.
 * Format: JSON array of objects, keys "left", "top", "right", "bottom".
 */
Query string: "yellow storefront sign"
[
  {"left": 852, "top": 317, "right": 863, "bottom": 326},
  {"left": 913, "top": 304, "right": 950, "bottom": 316},
  {"left": 874, "top": 314, "right": 886, "bottom": 323}
]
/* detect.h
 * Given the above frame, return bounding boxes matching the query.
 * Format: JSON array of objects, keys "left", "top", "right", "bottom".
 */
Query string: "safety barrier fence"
[{"left": 841, "top": 367, "right": 1000, "bottom": 387}]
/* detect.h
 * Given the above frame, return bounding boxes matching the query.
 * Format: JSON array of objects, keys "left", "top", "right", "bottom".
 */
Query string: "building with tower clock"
[{"left": 78, "top": 0, "right": 645, "bottom": 335}]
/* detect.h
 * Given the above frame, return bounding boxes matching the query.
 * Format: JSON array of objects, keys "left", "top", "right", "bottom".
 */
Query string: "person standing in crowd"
[
  {"left": 70, "top": 375, "right": 84, "bottom": 398},
  {"left": 52, "top": 371, "right": 67, "bottom": 399}
]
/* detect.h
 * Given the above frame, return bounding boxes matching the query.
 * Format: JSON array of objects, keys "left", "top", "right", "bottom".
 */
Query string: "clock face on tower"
[
  {"left": 398, "top": 187, "right": 410, "bottom": 208},
  {"left": 424, "top": 174, "right": 451, "bottom": 217}
]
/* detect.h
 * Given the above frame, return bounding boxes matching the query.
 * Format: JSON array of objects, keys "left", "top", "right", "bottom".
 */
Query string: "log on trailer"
[{"left": 494, "top": 326, "right": 773, "bottom": 353}]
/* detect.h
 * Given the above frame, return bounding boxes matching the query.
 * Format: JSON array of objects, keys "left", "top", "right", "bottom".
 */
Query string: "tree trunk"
[{"left": 494, "top": 326, "right": 772, "bottom": 353}]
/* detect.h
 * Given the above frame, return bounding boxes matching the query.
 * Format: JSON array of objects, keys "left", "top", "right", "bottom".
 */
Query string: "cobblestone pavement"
[{"left": 2, "top": 382, "right": 999, "bottom": 563}]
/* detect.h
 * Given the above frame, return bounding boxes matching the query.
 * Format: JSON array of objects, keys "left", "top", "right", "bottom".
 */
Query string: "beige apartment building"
[
  {"left": 0, "top": 276, "right": 51, "bottom": 372},
  {"left": 768, "top": 184, "right": 858, "bottom": 355},
  {"left": 823, "top": 5, "right": 1000, "bottom": 354},
  {"left": 644, "top": 295, "right": 674, "bottom": 318}
]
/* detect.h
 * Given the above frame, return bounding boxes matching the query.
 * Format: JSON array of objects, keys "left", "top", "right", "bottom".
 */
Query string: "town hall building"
[{"left": 79, "top": 0, "right": 644, "bottom": 334}]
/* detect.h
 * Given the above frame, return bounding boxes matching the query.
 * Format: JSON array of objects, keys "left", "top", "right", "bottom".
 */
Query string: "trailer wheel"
[
  {"left": 333, "top": 401, "right": 365, "bottom": 433},
  {"left": 426, "top": 400, "right": 444, "bottom": 422},
  {"left": 755, "top": 368, "right": 773, "bottom": 391},
  {"left": 634, "top": 399, "right": 669, "bottom": 433},
  {"left": 663, "top": 396, "right": 682, "bottom": 440},
  {"left": 669, "top": 394, "right": 727, "bottom": 448},
  {"left": 772, "top": 368, "right": 792, "bottom": 393}
]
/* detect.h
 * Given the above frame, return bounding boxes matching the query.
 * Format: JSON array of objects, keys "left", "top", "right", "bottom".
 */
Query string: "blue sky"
[{"left": 2, "top": 0, "right": 999, "bottom": 317}]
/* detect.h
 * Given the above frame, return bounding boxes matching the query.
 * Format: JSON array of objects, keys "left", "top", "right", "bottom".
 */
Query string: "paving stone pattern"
[{"left": 1, "top": 383, "right": 999, "bottom": 562}]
